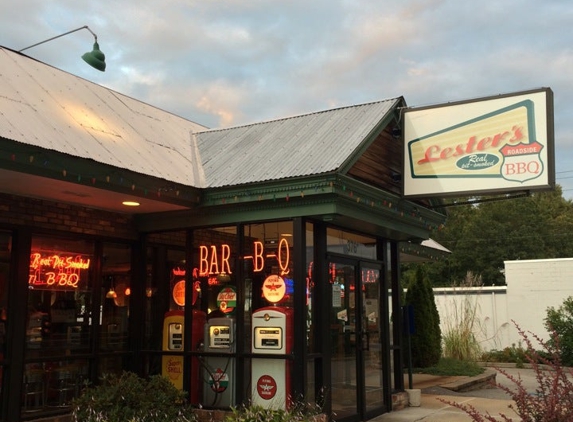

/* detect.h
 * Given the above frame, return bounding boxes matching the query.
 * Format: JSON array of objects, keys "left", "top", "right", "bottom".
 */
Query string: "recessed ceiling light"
[{"left": 122, "top": 201, "right": 140, "bottom": 207}]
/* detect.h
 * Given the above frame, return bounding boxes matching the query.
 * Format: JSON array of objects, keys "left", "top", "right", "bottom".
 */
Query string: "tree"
[
  {"left": 424, "top": 186, "right": 573, "bottom": 286},
  {"left": 404, "top": 266, "right": 442, "bottom": 367}
]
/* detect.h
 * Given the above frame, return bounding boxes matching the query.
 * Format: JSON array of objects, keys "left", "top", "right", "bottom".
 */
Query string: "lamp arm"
[{"left": 19, "top": 25, "right": 97, "bottom": 52}]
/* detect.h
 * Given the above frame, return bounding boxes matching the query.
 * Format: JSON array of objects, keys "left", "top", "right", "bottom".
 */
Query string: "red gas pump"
[
  {"left": 251, "top": 273, "right": 294, "bottom": 410},
  {"left": 162, "top": 309, "right": 206, "bottom": 403}
]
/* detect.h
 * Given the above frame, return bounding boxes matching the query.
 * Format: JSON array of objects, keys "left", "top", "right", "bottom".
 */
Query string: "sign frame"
[{"left": 403, "top": 88, "right": 555, "bottom": 198}]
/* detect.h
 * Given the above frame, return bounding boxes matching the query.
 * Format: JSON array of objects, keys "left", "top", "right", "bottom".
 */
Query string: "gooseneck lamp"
[{"left": 18, "top": 25, "right": 106, "bottom": 72}]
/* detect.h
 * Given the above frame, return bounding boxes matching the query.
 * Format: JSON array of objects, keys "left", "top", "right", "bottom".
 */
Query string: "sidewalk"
[
  {"left": 371, "top": 393, "right": 516, "bottom": 421},
  {"left": 368, "top": 366, "right": 535, "bottom": 422}
]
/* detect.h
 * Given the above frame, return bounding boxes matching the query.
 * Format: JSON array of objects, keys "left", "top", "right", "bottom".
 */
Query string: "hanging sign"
[{"left": 403, "top": 88, "right": 554, "bottom": 198}]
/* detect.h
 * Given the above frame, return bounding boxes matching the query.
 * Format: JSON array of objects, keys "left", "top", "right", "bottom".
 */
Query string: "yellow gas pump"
[
  {"left": 161, "top": 309, "right": 206, "bottom": 402},
  {"left": 162, "top": 310, "right": 185, "bottom": 390}
]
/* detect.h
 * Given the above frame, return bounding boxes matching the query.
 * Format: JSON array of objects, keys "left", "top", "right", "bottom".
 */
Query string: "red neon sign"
[
  {"left": 29, "top": 252, "right": 91, "bottom": 289},
  {"left": 243, "top": 238, "right": 290, "bottom": 275},
  {"left": 199, "top": 244, "right": 232, "bottom": 276},
  {"left": 197, "top": 239, "right": 292, "bottom": 278}
]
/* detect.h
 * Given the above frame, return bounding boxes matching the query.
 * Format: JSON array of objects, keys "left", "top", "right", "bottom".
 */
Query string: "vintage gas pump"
[
  {"left": 161, "top": 309, "right": 206, "bottom": 403},
  {"left": 162, "top": 273, "right": 206, "bottom": 404},
  {"left": 251, "top": 275, "right": 294, "bottom": 409},
  {"left": 162, "top": 310, "right": 185, "bottom": 389},
  {"left": 202, "top": 286, "right": 237, "bottom": 408}
]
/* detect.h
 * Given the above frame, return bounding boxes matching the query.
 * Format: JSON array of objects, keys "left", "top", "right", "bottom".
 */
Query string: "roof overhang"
[
  {"left": 0, "top": 138, "right": 201, "bottom": 214},
  {"left": 400, "top": 238, "right": 451, "bottom": 262}
]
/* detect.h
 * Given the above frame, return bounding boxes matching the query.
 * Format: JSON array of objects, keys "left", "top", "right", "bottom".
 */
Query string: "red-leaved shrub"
[{"left": 439, "top": 321, "right": 573, "bottom": 422}]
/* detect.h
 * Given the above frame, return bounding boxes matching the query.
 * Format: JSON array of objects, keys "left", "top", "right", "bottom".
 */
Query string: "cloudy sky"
[{"left": 2, "top": 0, "right": 573, "bottom": 198}]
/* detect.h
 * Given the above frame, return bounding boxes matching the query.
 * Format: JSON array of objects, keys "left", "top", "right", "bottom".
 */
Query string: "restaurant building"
[{"left": 0, "top": 46, "right": 447, "bottom": 422}]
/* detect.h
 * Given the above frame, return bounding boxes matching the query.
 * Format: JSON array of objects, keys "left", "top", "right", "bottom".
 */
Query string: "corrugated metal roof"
[
  {"left": 196, "top": 98, "right": 400, "bottom": 188},
  {"left": 0, "top": 47, "right": 208, "bottom": 187},
  {"left": 0, "top": 46, "right": 400, "bottom": 191}
]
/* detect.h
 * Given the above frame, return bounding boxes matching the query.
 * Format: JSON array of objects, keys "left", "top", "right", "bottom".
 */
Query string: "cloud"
[{"left": 2, "top": 0, "right": 573, "bottom": 196}]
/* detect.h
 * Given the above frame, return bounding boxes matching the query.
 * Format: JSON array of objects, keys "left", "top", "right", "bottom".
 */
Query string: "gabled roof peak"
[{"left": 198, "top": 97, "right": 403, "bottom": 135}]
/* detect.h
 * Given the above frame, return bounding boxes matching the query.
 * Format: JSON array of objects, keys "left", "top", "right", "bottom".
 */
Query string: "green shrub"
[
  {"left": 71, "top": 371, "right": 196, "bottom": 422},
  {"left": 545, "top": 296, "right": 573, "bottom": 367},
  {"left": 404, "top": 266, "right": 442, "bottom": 368},
  {"left": 481, "top": 343, "right": 527, "bottom": 366},
  {"left": 441, "top": 274, "right": 483, "bottom": 361},
  {"left": 418, "top": 357, "right": 484, "bottom": 377}
]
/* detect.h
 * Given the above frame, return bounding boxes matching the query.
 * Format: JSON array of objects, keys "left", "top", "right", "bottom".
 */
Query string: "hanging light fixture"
[
  {"left": 106, "top": 286, "right": 117, "bottom": 299},
  {"left": 106, "top": 276, "right": 117, "bottom": 299},
  {"left": 18, "top": 25, "right": 106, "bottom": 72}
]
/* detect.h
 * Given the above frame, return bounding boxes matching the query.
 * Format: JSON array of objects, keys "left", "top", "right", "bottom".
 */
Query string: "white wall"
[
  {"left": 434, "top": 286, "right": 511, "bottom": 352},
  {"left": 505, "top": 258, "right": 573, "bottom": 346},
  {"left": 434, "top": 258, "right": 573, "bottom": 352}
]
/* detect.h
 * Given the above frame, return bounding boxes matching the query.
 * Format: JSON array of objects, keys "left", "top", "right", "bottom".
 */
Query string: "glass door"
[
  {"left": 360, "top": 263, "right": 384, "bottom": 419},
  {"left": 329, "top": 258, "right": 384, "bottom": 421},
  {"left": 329, "top": 259, "right": 357, "bottom": 421}
]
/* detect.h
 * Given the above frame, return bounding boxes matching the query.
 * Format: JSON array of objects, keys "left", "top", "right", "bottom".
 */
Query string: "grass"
[
  {"left": 441, "top": 273, "right": 485, "bottom": 362},
  {"left": 414, "top": 357, "right": 485, "bottom": 377}
]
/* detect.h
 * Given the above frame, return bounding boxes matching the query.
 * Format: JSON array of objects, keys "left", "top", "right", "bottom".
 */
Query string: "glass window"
[
  {"left": 305, "top": 222, "right": 315, "bottom": 353},
  {"left": 243, "top": 222, "right": 294, "bottom": 312},
  {"left": 142, "top": 234, "right": 188, "bottom": 383},
  {"left": 243, "top": 221, "right": 294, "bottom": 408},
  {"left": 27, "top": 237, "right": 94, "bottom": 358},
  {"left": 167, "top": 249, "right": 186, "bottom": 311},
  {"left": 99, "top": 243, "right": 131, "bottom": 376},
  {"left": 24, "top": 236, "right": 94, "bottom": 414},
  {"left": 305, "top": 222, "right": 316, "bottom": 404},
  {"left": 194, "top": 226, "right": 238, "bottom": 408},
  {"left": 193, "top": 227, "right": 238, "bottom": 318}
]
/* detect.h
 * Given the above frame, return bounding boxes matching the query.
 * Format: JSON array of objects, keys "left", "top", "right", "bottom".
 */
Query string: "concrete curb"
[
  {"left": 439, "top": 368, "right": 497, "bottom": 392},
  {"left": 478, "top": 361, "right": 554, "bottom": 370}
]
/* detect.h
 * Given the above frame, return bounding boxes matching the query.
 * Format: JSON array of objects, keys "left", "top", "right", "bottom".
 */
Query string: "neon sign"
[
  {"left": 244, "top": 239, "right": 290, "bottom": 275},
  {"left": 198, "top": 238, "right": 291, "bottom": 278},
  {"left": 199, "top": 245, "right": 232, "bottom": 276},
  {"left": 326, "top": 263, "right": 379, "bottom": 284},
  {"left": 29, "top": 252, "right": 91, "bottom": 289}
]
